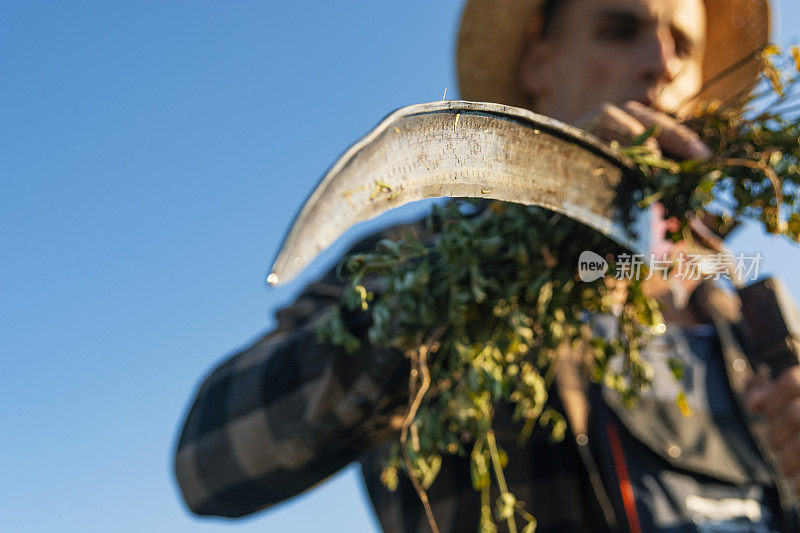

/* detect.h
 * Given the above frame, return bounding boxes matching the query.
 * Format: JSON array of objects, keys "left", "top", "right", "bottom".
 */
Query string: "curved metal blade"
[{"left": 268, "top": 100, "right": 648, "bottom": 286}]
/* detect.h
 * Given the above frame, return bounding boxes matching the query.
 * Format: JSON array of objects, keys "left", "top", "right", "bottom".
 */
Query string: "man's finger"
[
  {"left": 578, "top": 104, "right": 661, "bottom": 155},
  {"left": 776, "top": 432, "right": 800, "bottom": 475},
  {"left": 622, "top": 101, "right": 711, "bottom": 160},
  {"left": 745, "top": 373, "right": 770, "bottom": 411},
  {"left": 791, "top": 468, "right": 800, "bottom": 496},
  {"left": 759, "top": 366, "right": 800, "bottom": 418},
  {"left": 765, "top": 399, "right": 800, "bottom": 449}
]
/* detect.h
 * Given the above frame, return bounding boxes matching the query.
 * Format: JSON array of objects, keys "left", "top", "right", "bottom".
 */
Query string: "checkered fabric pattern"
[
  {"left": 173, "top": 210, "right": 797, "bottom": 532},
  {"left": 173, "top": 212, "right": 612, "bottom": 532},
  {"left": 359, "top": 402, "right": 612, "bottom": 533},
  {"left": 174, "top": 223, "right": 419, "bottom": 518}
]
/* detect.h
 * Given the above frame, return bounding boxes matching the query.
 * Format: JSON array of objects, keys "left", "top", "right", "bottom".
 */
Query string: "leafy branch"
[{"left": 318, "top": 47, "right": 800, "bottom": 532}]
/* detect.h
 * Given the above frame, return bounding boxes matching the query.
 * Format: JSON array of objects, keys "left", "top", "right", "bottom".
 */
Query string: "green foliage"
[
  {"left": 631, "top": 48, "right": 800, "bottom": 241},
  {"left": 316, "top": 48, "right": 800, "bottom": 532},
  {"left": 320, "top": 201, "right": 658, "bottom": 531}
]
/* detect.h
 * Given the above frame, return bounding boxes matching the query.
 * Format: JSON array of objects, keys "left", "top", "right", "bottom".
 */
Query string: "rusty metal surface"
[{"left": 268, "top": 100, "right": 648, "bottom": 286}]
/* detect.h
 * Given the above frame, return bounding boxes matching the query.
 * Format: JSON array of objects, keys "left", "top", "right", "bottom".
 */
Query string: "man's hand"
[
  {"left": 576, "top": 101, "right": 711, "bottom": 161},
  {"left": 746, "top": 366, "right": 800, "bottom": 496}
]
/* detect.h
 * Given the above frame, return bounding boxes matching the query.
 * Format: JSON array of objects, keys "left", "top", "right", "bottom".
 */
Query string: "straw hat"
[{"left": 457, "top": 0, "right": 771, "bottom": 109}]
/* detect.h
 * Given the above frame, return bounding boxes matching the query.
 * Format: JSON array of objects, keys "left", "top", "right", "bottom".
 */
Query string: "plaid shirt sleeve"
[{"left": 173, "top": 227, "right": 420, "bottom": 518}]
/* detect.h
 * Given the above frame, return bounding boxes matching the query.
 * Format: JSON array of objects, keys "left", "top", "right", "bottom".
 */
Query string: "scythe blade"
[{"left": 268, "top": 100, "right": 649, "bottom": 286}]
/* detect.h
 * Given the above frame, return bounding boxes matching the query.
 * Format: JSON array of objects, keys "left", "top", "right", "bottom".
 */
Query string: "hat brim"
[{"left": 456, "top": 0, "right": 771, "bottom": 110}]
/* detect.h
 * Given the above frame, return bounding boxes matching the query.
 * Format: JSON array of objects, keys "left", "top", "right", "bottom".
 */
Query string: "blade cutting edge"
[{"left": 268, "top": 100, "right": 649, "bottom": 286}]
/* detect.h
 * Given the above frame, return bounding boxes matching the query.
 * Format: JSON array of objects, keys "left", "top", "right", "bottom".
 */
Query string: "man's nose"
[{"left": 638, "top": 29, "right": 680, "bottom": 86}]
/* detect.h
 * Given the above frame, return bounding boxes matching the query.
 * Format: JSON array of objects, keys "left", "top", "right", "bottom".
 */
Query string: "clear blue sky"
[{"left": 1, "top": 2, "right": 798, "bottom": 532}]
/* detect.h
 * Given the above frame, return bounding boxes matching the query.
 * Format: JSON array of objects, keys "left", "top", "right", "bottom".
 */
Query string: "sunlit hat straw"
[{"left": 457, "top": 0, "right": 771, "bottom": 109}]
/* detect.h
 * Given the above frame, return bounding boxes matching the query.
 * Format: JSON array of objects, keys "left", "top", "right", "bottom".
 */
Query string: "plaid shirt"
[
  {"left": 174, "top": 216, "right": 796, "bottom": 532},
  {"left": 173, "top": 222, "right": 416, "bottom": 516},
  {"left": 174, "top": 214, "right": 615, "bottom": 532}
]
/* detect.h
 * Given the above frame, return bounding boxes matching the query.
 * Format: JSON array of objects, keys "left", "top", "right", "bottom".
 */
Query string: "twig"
[
  {"left": 773, "top": 102, "right": 800, "bottom": 116},
  {"left": 400, "top": 327, "right": 446, "bottom": 533},
  {"left": 721, "top": 156, "right": 783, "bottom": 210},
  {"left": 693, "top": 45, "right": 767, "bottom": 100},
  {"left": 487, "top": 430, "right": 517, "bottom": 533}
]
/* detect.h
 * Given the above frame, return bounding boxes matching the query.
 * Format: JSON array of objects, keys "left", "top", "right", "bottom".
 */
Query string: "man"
[{"left": 175, "top": 0, "right": 800, "bottom": 530}]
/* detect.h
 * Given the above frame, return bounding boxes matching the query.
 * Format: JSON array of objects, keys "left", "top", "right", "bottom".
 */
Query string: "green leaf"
[
  {"left": 667, "top": 357, "right": 684, "bottom": 381},
  {"left": 631, "top": 124, "right": 659, "bottom": 146}
]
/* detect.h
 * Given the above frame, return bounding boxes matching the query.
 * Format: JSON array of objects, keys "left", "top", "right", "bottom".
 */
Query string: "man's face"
[{"left": 520, "top": 0, "right": 707, "bottom": 123}]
